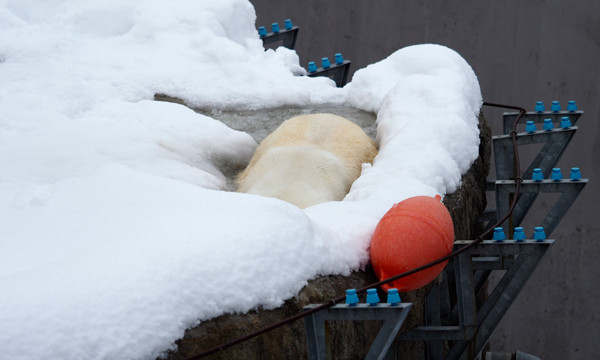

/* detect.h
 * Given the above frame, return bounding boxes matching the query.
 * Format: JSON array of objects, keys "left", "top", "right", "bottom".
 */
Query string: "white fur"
[{"left": 237, "top": 113, "right": 377, "bottom": 208}]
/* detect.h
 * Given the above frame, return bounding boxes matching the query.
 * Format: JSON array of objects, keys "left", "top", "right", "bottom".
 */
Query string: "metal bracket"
[
  {"left": 401, "top": 249, "right": 477, "bottom": 359},
  {"left": 401, "top": 240, "right": 554, "bottom": 360},
  {"left": 502, "top": 110, "right": 583, "bottom": 134},
  {"left": 307, "top": 60, "right": 352, "bottom": 87},
  {"left": 492, "top": 127, "right": 576, "bottom": 181},
  {"left": 303, "top": 302, "right": 413, "bottom": 360},
  {"left": 495, "top": 179, "right": 587, "bottom": 237},
  {"left": 260, "top": 26, "right": 299, "bottom": 49}
]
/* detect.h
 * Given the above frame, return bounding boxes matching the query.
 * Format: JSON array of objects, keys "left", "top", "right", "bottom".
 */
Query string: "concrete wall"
[{"left": 250, "top": 1, "right": 600, "bottom": 359}]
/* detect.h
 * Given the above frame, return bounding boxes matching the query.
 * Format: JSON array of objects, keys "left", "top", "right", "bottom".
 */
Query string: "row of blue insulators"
[
  {"left": 308, "top": 53, "right": 345, "bottom": 73},
  {"left": 526, "top": 117, "right": 573, "bottom": 132},
  {"left": 258, "top": 19, "right": 294, "bottom": 37},
  {"left": 534, "top": 100, "right": 577, "bottom": 112},
  {"left": 493, "top": 226, "right": 546, "bottom": 241},
  {"left": 532, "top": 167, "right": 582, "bottom": 181},
  {"left": 345, "top": 288, "right": 401, "bottom": 306}
]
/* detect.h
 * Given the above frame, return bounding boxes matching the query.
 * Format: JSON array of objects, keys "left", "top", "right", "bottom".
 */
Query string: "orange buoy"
[{"left": 370, "top": 194, "right": 455, "bottom": 292}]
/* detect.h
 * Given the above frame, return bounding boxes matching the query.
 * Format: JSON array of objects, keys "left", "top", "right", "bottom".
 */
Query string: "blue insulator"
[
  {"left": 258, "top": 26, "right": 267, "bottom": 37},
  {"left": 345, "top": 289, "right": 359, "bottom": 306},
  {"left": 366, "top": 289, "right": 380, "bottom": 306},
  {"left": 570, "top": 167, "right": 582, "bottom": 181},
  {"left": 567, "top": 100, "right": 577, "bottom": 112},
  {"left": 271, "top": 22, "right": 280, "bottom": 33},
  {"left": 493, "top": 227, "right": 506, "bottom": 242},
  {"left": 551, "top": 168, "right": 563, "bottom": 181},
  {"left": 308, "top": 61, "right": 317, "bottom": 73},
  {"left": 535, "top": 101, "right": 545, "bottom": 112},
  {"left": 513, "top": 227, "right": 526, "bottom": 241},
  {"left": 526, "top": 120, "right": 537, "bottom": 133},
  {"left": 560, "top": 117, "right": 572, "bottom": 128},
  {"left": 335, "top": 53, "right": 344, "bottom": 65},
  {"left": 543, "top": 118, "right": 554, "bottom": 131},
  {"left": 321, "top": 57, "right": 330, "bottom": 69},
  {"left": 532, "top": 168, "right": 544, "bottom": 181},
  {"left": 533, "top": 227, "right": 547, "bottom": 241},
  {"left": 284, "top": 19, "right": 293, "bottom": 30},
  {"left": 551, "top": 100, "right": 561, "bottom": 112},
  {"left": 387, "top": 288, "right": 401, "bottom": 306}
]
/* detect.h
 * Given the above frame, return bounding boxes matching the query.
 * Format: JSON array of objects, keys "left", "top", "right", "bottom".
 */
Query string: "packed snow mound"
[{"left": 0, "top": 0, "right": 482, "bottom": 359}]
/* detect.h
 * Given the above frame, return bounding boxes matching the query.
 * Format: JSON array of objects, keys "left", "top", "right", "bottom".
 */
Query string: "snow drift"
[{"left": 0, "top": 0, "right": 482, "bottom": 358}]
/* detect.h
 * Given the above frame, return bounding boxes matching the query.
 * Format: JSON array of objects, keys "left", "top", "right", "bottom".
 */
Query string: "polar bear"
[{"left": 237, "top": 113, "right": 377, "bottom": 208}]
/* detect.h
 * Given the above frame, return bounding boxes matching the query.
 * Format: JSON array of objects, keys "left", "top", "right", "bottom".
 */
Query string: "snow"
[{"left": 0, "top": 1, "right": 482, "bottom": 359}]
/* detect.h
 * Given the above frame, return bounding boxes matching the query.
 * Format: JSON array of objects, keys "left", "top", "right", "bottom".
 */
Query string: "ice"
[{"left": 0, "top": 1, "right": 482, "bottom": 359}]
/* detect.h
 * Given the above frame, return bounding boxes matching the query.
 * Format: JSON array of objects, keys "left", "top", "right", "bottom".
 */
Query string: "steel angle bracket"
[
  {"left": 495, "top": 179, "right": 588, "bottom": 237},
  {"left": 492, "top": 127, "right": 577, "bottom": 181},
  {"left": 452, "top": 240, "right": 554, "bottom": 360},
  {"left": 400, "top": 249, "right": 478, "bottom": 359},
  {"left": 307, "top": 60, "right": 352, "bottom": 87},
  {"left": 303, "top": 303, "right": 413, "bottom": 360},
  {"left": 401, "top": 240, "right": 554, "bottom": 360},
  {"left": 502, "top": 110, "right": 583, "bottom": 134},
  {"left": 261, "top": 26, "right": 299, "bottom": 49}
]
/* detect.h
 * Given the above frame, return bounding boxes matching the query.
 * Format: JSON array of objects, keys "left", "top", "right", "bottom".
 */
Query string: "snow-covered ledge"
[{"left": 161, "top": 112, "right": 491, "bottom": 360}]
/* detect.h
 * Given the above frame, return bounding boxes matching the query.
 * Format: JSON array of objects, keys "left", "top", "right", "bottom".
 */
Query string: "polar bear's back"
[
  {"left": 238, "top": 144, "right": 351, "bottom": 208},
  {"left": 237, "top": 113, "right": 378, "bottom": 208},
  {"left": 248, "top": 113, "right": 377, "bottom": 180}
]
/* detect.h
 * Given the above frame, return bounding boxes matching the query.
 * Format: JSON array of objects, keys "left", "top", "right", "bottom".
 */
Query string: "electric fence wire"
[{"left": 184, "top": 101, "right": 527, "bottom": 360}]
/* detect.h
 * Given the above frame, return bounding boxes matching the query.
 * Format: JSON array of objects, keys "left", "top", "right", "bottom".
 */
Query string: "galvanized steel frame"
[
  {"left": 303, "top": 303, "right": 413, "bottom": 360},
  {"left": 307, "top": 60, "right": 352, "bottom": 88},
  {"left": 495, "top": 179, "right": 587, "bottom": 237},
  {"left": 260, "top": 26, "right": 299, "bottom": 49},
  {"left": 493, "top": 127, "right": 576, "bottom": 181},
  {"left": 502, "top": 110, "right": 583, "bottom": 135},
  {"left": 399, "top": 240, "right": 553, "bottom": 360}
]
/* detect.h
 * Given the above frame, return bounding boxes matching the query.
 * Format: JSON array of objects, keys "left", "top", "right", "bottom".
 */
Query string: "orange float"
[{"left": 370, "top": 194, "right": 455, "bottom": 292}]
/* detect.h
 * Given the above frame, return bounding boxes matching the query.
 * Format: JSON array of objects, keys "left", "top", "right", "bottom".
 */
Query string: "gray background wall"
[{"left": 251, "top": 1, "right": 600, "bottom": 359}]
